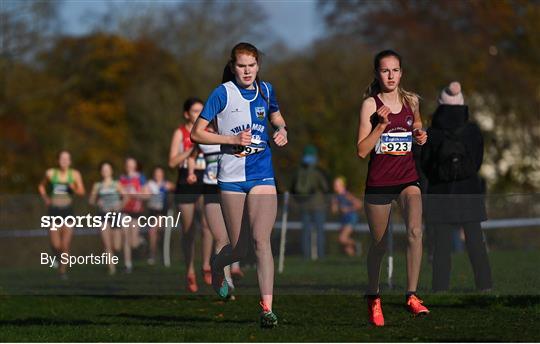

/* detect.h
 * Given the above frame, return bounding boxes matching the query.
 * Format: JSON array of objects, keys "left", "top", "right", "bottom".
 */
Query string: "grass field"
[{"left": 1, "top": 251, "right": 539, "bottom": 342}]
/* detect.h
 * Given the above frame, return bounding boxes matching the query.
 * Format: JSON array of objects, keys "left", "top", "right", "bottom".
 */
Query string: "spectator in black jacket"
[{"left": 421, "top": 82, "right": 492, "bottom": 292}]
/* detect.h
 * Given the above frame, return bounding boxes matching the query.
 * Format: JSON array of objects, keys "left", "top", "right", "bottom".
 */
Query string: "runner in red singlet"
[
  {"left": 168, "top": 98, "right": 213, "bottom": 292},
  {"left": 119, "top": 157, "right": 147, "bottom": 273},
  {"left": 356, "top": 50, "right": 429, "bottom": 326}
]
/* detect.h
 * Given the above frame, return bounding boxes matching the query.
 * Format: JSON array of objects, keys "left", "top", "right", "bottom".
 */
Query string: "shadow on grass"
[
  {"left": 104, "top": 313, "right": 253, "bottom": 325},
  {"left": 364, "top": 294, "right": 540, "bottom": 311},
  {"left": 460, "top": 294, "right": 540, "bottom": 308},
  {"left": 0, "top": 317, "right": 111, "bottom": 326}
]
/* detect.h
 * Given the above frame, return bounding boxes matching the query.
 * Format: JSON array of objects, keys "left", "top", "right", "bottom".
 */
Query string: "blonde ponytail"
[{"left": 397, "top": 87, "right": 420, "bottom": 111}]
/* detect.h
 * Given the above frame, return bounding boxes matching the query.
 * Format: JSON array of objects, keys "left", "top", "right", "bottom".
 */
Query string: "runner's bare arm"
[
  {"left": 72, "top": 170, "right": 85, "bottom": 196},
  {"left": 270, "top": 111, "right": 287, "bottom": 147},
  {"left": 187, "top": 145, "right": 199, "bottom": 184},
  {"left": 357, "top": 98, "right": 388, "bottom": 158},
  {"left": 116, "top": 183, "right": 125, "bottom": 196},
  {"left": 141, "top": 183, "right": 152, "bottom": 200},
  {"left": 411, "top": 96, "right": 427, "bottom": 145},
  {"left": 191, "top": 117, "right": 248, "bottom": 146},
  {"left": 119, "top": 184, "right": 128, "bottom": 208},
  {"left": 165, "top": 181, "right": 175, "bottom": 192},
  {"left": 89, "top": 183, "right": 99, "bottom": 206},
  {"left": 168, "top": 129, "right": 195, "bottom": 169},
  {"left": 411, "top": 95, "right": 422, "bottom": 130}
]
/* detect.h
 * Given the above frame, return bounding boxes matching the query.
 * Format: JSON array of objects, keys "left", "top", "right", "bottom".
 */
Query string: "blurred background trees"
[{"left": 1, "top": 0, "right": 538, "bottom": 193}]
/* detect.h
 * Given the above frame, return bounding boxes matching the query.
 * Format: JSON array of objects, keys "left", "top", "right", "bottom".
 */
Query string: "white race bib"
[
  {"left": 52, "top": 184, "right": 69, "bottom": 195},
  {"left": 232, "top": 138, "right": 267, "bottom": 158},
  {"left": 375, "top": 132, "right": 412, "bottom": 155}
]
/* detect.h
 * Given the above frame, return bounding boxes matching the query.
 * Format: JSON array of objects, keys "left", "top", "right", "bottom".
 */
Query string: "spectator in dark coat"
[
  {"left": 421, "top": 81, "right": 492, "bottom": 292},
  {"left": 290, "top": 145, "right": 330, "bottom": 260}
]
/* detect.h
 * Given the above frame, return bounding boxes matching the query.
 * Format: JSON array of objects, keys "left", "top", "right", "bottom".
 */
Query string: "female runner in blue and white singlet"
[{"left": 191, "top": 42, "right": 288, "bottom": 328}]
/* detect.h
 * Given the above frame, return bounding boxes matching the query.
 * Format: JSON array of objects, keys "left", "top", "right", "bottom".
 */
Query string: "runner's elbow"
[
  {"left": 190, "top": 130, "right": 201, "bottom": 144},
  {"left": 357, "top": 146, "right": 368, "bottom": 159}
]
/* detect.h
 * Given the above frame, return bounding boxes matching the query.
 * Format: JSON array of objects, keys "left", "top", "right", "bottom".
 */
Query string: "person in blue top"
[
  {"left": 191, "top": 42, "right": 288, "bottom": 328},
  {"left": 331, "top": 176, "right": 363, "bottom": 257}
]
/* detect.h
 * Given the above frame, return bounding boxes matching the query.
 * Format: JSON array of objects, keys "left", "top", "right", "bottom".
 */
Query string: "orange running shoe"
[
  {"left": 186, "top": 273, "right": 198, "bottom": 293},
  {"left": 367, "top": 296, "right": 384, "bottom": 326},
  {"left": 202, "top": 268, "right": 212, "bottom": 286},
  {"left": 406, "top": 294, "right": 430, "bottom": 315}
]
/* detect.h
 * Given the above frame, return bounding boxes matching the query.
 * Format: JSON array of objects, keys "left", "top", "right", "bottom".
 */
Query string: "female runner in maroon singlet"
[{"left": 356, "top": 50, "right": 429, "bottom": 326}]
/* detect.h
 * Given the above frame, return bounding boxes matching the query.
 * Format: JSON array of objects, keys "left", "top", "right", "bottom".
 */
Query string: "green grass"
[{"left": 1, "top": 251, "right": 539, "bottom": 341}]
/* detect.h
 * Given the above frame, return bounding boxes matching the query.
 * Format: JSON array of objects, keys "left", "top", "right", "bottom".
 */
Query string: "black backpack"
[
  {"left": 292, "top": 166, "right": 320, "bottom": 195},
  {"left": 435, "top": 125, "right": 476, "bottom": 182}
]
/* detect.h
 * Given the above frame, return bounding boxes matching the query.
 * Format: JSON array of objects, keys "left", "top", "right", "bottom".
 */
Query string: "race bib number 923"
[{"left": 375, "top": 132, "right": 412, "bottom": 155}]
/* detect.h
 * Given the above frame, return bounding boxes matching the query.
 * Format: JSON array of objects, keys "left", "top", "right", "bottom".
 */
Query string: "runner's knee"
[
  {"left": 251, "top": 232, "right": 271, "bottom": 253},
  {"left": 407, "top": 226, "right": 423, "bottom": 243}
]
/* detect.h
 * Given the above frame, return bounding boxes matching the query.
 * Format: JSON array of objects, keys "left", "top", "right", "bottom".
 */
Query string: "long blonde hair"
[{"left": 363, "top": 50, "right": 419, "bottom": 110}]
